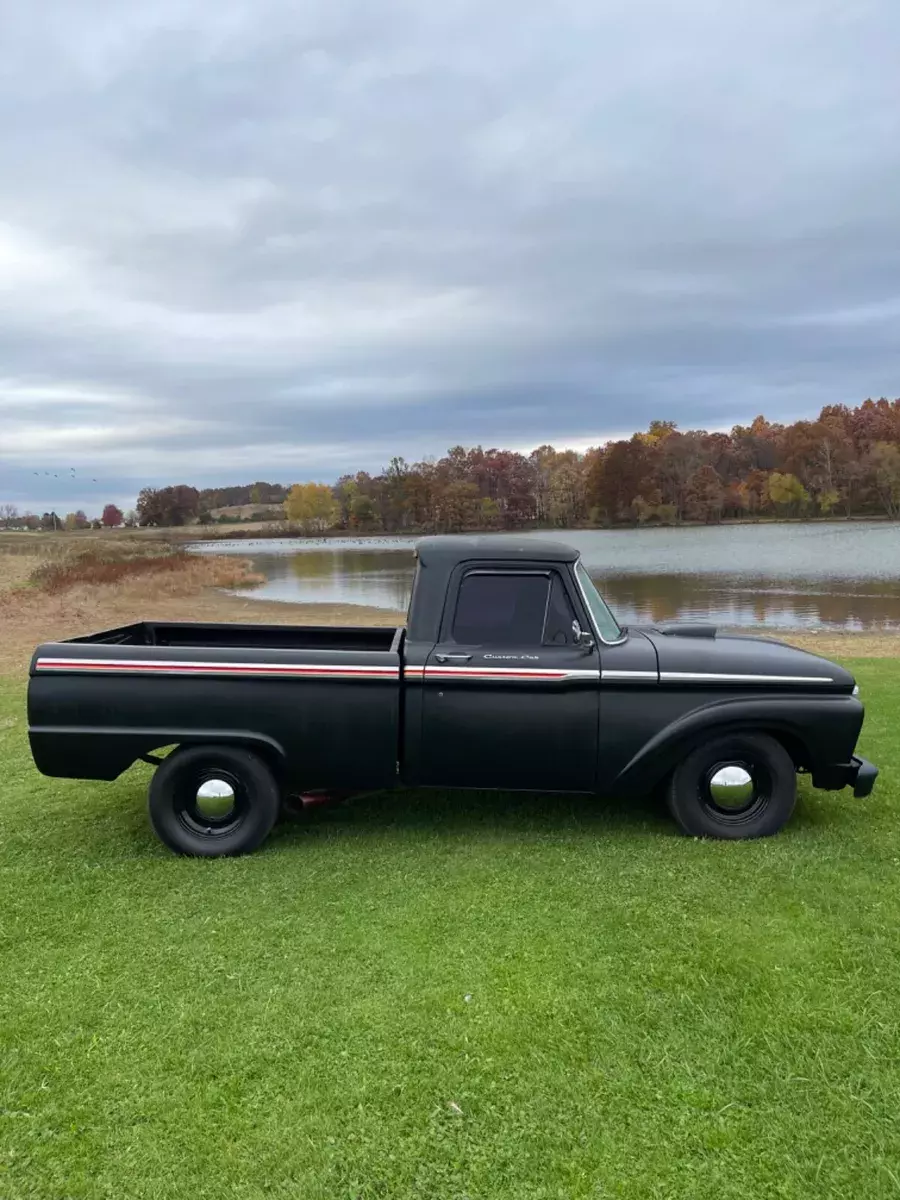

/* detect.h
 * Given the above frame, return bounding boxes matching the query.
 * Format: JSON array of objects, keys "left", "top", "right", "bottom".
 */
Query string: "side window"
[
  {"left": 543, "top": 574, "right": 577, "bottom": 645},
  {"left": 452, "top": 573, "right": 549, "bottom": 646}
]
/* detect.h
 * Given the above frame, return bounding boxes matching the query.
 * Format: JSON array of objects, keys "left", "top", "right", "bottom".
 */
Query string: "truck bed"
[{"left": 29, "top": 621, "right": 405, "bottom": 789}]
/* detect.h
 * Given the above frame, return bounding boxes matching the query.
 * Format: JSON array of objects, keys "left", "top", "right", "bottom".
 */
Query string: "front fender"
[{"left": 607, "top": 694, "right": 865, "bottom": 795}]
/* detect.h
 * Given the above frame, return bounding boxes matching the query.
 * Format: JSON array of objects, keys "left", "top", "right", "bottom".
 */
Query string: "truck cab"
[{"left": 402, "top": 537, "right": 648, "bottom": 794}]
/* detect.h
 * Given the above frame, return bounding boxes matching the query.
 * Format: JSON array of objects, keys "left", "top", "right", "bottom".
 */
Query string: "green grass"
[{"left": 1, "top": 663, "right": 899, "bottom": 1199}]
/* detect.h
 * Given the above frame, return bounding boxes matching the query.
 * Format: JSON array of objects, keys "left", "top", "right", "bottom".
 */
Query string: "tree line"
[
  {"left": 1, "top": 504, "right": 126, "bottom": 531},
  {"left": 136, "top": 396, "right": 900, "bottom": 532}
]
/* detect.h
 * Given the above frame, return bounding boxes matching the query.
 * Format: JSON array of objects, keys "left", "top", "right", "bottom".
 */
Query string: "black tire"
[
  {"left": 666, "top": 732, "right": 796, "bottom": 840},
  {"left": 148, "top": 745, "right": 280, "bottom": 857}
]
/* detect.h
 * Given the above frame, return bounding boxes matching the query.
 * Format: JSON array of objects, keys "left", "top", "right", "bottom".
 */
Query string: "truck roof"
[{"left": 415, "top": 535, "right": 579, "bottom": 565}]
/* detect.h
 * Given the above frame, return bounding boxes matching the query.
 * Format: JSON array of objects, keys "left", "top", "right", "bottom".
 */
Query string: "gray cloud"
[{"left": 0, "top": 0, "right": 898, "bottom": 513}]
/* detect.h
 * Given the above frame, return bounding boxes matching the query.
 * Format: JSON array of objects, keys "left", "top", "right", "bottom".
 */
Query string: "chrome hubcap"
[
  {"left": 708, "top": 764, "right": 754, "bottom": 810},
  {"left": 196, "top": 778, "right": 236, "bottom": 821}
]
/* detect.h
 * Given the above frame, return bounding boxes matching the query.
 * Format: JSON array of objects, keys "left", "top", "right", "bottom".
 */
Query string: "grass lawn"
[{"left": 1, "top": 663, "right": 899, "bottom": 1199}]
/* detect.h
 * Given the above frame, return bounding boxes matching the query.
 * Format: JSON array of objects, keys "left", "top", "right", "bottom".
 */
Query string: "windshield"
[{"left": 575, "top": 561, "right": 623, "bottom": 643}]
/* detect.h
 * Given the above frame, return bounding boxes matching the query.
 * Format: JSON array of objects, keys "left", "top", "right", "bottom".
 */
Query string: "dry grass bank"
[{"left": 0, "top": 553, "right": 44, "bottom": 590}]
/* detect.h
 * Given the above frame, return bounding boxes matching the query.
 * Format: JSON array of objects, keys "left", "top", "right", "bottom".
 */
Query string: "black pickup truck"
[{"left": 28, "top": 535, "right": 876, "bottom": 856}]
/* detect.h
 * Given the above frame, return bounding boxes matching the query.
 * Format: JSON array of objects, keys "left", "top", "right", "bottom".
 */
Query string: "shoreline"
[
  {"left": 3, "top": 513, "right": 897, "bottom": 546},
  {"left": 187, "top": 513, "right": 897, "bottom": 541}
]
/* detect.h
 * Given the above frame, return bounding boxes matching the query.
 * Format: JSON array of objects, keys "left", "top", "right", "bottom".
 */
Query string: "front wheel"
[
  {"left": 148, "top": 745, "right": 280, "bottom": 856},
  {"left": 666, "top": 732, "right": 796, "bottom": 840}
]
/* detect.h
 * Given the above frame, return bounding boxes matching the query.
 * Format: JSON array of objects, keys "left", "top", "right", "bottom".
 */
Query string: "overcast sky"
[{"left": 1, "top": 0, "right": 898, "bottom": 514}]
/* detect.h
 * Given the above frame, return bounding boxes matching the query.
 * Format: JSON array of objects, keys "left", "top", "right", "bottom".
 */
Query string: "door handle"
[{"left": 435, "top": 653, "right": 473, "bottom": 664}]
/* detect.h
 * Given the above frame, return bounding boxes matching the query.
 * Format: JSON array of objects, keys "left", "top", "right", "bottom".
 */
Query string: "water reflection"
[
  {"left": 269, "top": 548, "right": 413, "bottom": 611},
  {"left": 224, "top": 544, "right": 900, "bottom": 632},
  {"left": 599, "top": 574, "right": 900, "bottom": 632}
]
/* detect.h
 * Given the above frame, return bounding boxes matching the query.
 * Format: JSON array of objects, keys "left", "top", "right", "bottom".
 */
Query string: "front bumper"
[
  {"left": 812, "top": 756, "right": 879, "bottom": 797},
  {"left": 851, "top": 756, "right": 879, "bottom": 798}
]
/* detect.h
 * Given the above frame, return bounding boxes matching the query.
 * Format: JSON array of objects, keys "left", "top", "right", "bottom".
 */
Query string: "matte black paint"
[{"left": 28, "top": 537, "right": 875, "bottom": 806}]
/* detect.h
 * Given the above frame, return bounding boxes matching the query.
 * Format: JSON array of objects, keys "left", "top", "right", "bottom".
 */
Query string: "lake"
[{"left": 192, "top": 522, "right": 900, "bottom": 632}]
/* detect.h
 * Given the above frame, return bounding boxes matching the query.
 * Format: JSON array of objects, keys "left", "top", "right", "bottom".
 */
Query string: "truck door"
[{"left": 417, "top": 564, "right": 600, "bottom": 791}]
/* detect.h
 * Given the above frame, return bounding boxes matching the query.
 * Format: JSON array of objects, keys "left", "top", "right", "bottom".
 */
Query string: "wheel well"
[
  {"left": 661, "top": 724, "right": 811, "bottom": 784},
  {"left": 761, "top": 728, "right": 810, "bottom": 772},
  {"left": 679, "top": 724, "right": 811, "bottom": 772},
  {"left": 243, "top": 741, "right": 287, "bottom": 782},
  {"left": 152, "top": 738, "right": 286, "bottom": 783}
]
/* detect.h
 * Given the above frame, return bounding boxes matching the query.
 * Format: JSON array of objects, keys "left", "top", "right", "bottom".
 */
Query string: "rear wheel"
[
  {"left": 148, "top": 745, "right": 280, "bottom": 856},
  {"left": 666, "top": 732, "right": 796, "bottom": 839}
]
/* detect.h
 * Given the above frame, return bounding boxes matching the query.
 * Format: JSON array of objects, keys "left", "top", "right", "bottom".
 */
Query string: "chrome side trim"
[
  {"left": 660, "top": 671, "right": 834, "bottom": 684},
  {"left": 601, "top": 669, "right": 836, "bottom": 684},
  {"left": 405, "top": 665, "right": 599, "bottom": 681}
]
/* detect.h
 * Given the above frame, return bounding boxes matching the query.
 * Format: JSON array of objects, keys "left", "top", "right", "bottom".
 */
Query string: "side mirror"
[{"left": 572, "top": 620, "right": 595, "bottom": 651}]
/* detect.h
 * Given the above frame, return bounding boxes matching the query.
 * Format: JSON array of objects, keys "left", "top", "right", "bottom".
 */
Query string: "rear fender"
[{"left": 28, "top": 727, "right": 286, "bottom": 782}]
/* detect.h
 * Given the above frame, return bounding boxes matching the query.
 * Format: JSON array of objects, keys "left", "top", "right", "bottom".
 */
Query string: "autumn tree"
[
  {"left": 460, "top": 447, "right": 536, "bottom": 528},
  {"left": 529, "top": 445, "right": 558, "bottom": 524},
  {"left": 136, "top": 489, "right": 163, "bottom": 526},
  {"left": 350, "top": 493, "right": 377, "bottom": 529},
  {"left": 731, "top": 415, "right": 782, "bottom": 473},
  {"left": 405, "top": 463, "right": 438, "bottom": 530},
  {"left": 587, "top": 436, "right": 655, "bottom": 523},
  {"left": 547, "top": 459, "right": 586, "bottom": 527},
  {"left": 478, "top": 497, "right": 502, "bottom": 528},
  {"left": 101, "top": 504, "right": 123, "bottom": 528},
  {"left": 284, "top": 483, "right": 339, "bottom": 533},
  {"left": 765, "top": 472, "right": 810, "bottom": 515},
  {"left": 630, "top": 495, "right": 654, "bottom": 524},
  {"left": 334, "top": 476, "right": 358, "bottom": 527},
  {"left": 850, "top": 398, "right": 900, "bottom": 451},
  {"left": 656, "top": 431, "right": 707, "bottom": 519},
  {"left": 137, "top": 485, "right": 199, "bottom": 526},
  {"left": 434, "top": 480, "right": 480, "bottom": 532},
  {"left": 641, "top": 419, "right": 679, "bottom": 446},
  {"left": 684, "top": 465, "right": 724, "bottom": 523},
  {"left": 865, "top": 442, "right": 900, "bottom": 518}
]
